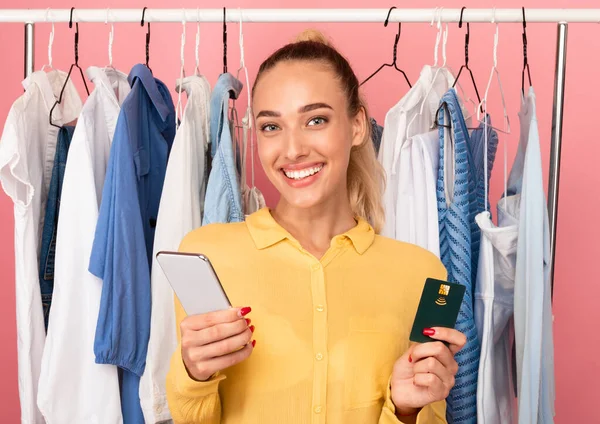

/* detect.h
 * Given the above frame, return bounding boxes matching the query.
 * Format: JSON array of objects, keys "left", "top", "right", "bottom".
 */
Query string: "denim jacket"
[{"left": 203, "top": 73, "right": 244, "bottom": 225}]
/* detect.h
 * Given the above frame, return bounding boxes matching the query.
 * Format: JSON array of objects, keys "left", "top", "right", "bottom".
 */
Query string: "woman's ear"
[{"left": 351, "top": 106, "right": 368, "bottom": 148}]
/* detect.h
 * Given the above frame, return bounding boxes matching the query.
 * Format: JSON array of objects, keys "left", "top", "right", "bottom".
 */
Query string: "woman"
[{"left": 165, "top": 30, "right": 466, "bottom": 424}]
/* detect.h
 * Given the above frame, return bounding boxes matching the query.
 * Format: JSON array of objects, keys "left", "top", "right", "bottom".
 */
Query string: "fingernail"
[
  {"left": 245, "top": 318, "right": 251, "bottom": 326},
  {"left": 422, "top": 328, "right": 436, "bottom": 336},
  {"left": 250, "top": 325, "right": 255, "bottom": 333},
  {"left": 408, "top": 355, "right": 412, "bottom": 363},
  {"left": 239, "top": 307, "right": 252, "bottom": 317},
  {"left": 252, "top": 340, "right": 256, "bottom": 348}
]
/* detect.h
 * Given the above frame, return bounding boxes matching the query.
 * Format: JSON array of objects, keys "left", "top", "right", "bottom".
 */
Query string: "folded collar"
[{"left": 128, "top": 63, "right": 171, "bottom": 122}]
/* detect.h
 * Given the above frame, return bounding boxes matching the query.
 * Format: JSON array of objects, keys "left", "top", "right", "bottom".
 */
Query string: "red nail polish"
[
  {"left": 252, "top": 340, "right": 256, "bottom": 348},
  {"left": 245, "top": 318, "right": 251, "bottom": 325},
  {"left": 250, "top": 325, "right": 255, "bottom": 333},
  {"left": 408, "top": 355, "right": 412, "bottom": 363},
  {"left": 422, "top": 328, "right": 436, "bottom": 336},
  {"left": 240, "top": 307, "right": 252, "bottom": 317}
]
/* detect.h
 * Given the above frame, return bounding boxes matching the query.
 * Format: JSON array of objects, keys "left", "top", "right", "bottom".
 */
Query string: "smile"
[{"left": 282, "top": 164, "right": 324, "bottom": 181}]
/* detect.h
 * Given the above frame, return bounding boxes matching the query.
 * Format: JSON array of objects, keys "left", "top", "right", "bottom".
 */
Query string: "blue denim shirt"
[
  {"left": 89, "top": 63, "right": 175, "bottom": 423},
  {"left": 39, "top": 125, "right": 75, "bottom": 330},
  {"left": 203, "top": 73, "right": 244, "bottom": 225}
]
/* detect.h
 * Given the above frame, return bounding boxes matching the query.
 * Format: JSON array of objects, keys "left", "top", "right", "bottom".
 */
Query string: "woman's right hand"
[{"left": 180, "top": 307, "right": 255, "bottom": 382}]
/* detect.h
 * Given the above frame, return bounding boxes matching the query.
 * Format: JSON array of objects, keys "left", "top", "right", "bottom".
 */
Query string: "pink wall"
[{"left": 1, "top": 0, "right": 598, "bottom": 422}]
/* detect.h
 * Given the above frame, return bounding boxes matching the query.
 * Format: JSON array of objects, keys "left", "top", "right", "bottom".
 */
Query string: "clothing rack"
[{"left": 1, "top": 8, "right": 589, "bottom": 298}]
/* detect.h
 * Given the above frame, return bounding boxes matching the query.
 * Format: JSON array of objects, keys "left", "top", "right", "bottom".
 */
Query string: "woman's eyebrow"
[{"left": 256, "top": 103, "right": 333, "bottom": 120}]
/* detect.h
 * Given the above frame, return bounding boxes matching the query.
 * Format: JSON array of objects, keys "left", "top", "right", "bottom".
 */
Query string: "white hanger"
[
  {"left": 477, "top": 8, "right": 510, "bottom": 211},
  {"left": 404, "top": 8, "right": 448, "bottom": 140},
  {"left": 477, "top": 8, "right": 510, "bottom": 135},
  {"left": 176, "top": 10, "right": 186, "bottom": 128},
  {"left": 41, "top": 8, "right": 55, "bottom": 71},
  {"left": 194, "top": 7, "right": 201, "bottom": 76},
  {"left": 104, "top": 8, "right": 116, "bottom": 71},
  {"left": 237, "top": 8, "right": 252, "bottom": 127}
]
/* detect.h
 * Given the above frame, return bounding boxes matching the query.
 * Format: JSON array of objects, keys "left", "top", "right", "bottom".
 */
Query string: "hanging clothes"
[
  {"left": 0, "top": 69, "right": 82, "bottom": 424},
  {"left": 38, "top": 124, "right": 75, "bottom": 330},
  {"left": 468, "top": 117, "right": 499, "bottom": 290},
  {"left": 140, "top": 74, "right": 211, "bottom": 424},
  {"left": 510, "top": 87, "right": 555, "bottom": 424},
  {"left": 203, "top": 73, "right": 244, "bottom": 225},
  {"left": 380, "top": 65, "right": 471, "bottom": 243},
  {"left": 89, "top": 63, "right": 176, "bottom": 424},
  {"left": 437, "top": 88, "right": 479, "bottom": 424},
  {"left": 239, "top": 110, "right": 266, "bottom": 216},
  {"left": 474, "top": 207, "right": 518, "bottom": 424},
  {"left": 370, "top": 117, "right": 384, "bottom": 155},
  {"left": 37, "top": 67, "right": 129, "bottom": 424}
]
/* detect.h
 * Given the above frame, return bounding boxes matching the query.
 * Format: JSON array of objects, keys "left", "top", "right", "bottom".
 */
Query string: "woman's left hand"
[{"left": 390, "top": 327, "right": 467, "bottom": 417}]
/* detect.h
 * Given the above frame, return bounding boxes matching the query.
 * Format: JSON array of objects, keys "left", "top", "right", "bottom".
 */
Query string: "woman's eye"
[
  {"left": 308, "top": 116, "right": 328, "bottom": 126},
  {"left": 261, "top": 124, "right": 279, "bottom": 132}
]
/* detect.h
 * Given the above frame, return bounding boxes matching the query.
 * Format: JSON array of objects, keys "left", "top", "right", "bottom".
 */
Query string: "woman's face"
[{"left": 253, "top": 60, "right": 366, "bottom": 211}]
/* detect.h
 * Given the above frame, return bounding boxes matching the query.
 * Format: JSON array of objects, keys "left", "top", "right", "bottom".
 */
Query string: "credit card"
[{"left": 409, "top": 278, "right": 466, "bottom": 344}]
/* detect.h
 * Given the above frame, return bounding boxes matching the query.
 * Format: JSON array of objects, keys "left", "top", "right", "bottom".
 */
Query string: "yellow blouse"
[{"left": 166, "top": 208, "right": 448, "bottom": 424}]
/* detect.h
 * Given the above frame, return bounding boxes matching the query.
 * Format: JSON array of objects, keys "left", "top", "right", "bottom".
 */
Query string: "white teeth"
[{"left": 283, "top": 165, "right": 323, "bottom": 180}]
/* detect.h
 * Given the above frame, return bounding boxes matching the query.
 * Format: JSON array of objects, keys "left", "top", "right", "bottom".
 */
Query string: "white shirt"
[
  {"left": 36, "top": 67, "right": 130, "bottom": 424},
  {"left": 0, "top": 70, "right": 82, "bottom": 424},
  {"left": 139, "top": 75, "right": 211, "bottom": 423},
  {"left": 396, "top": 130, "right": 440, "bottom": 256},
  {"left": 379, "top": 65, "right": 457, "bottom": 241},
  {"left": 474, "top": 207, "right": 519, "bottom": 424}
]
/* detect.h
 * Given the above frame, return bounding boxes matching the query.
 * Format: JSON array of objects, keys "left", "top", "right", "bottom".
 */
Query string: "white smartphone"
[{"left": 155, "top": 251, "right": 232, "bottom": 316}]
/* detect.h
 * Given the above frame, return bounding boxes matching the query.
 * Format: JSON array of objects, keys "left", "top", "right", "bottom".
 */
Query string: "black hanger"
[
  {"left": 452, "top": 7, "right": 483, "bottom": 114},
  {"left": 521, "top": 7, "right": 533, "bottom": 94},
  {"left": 223, "top": 7, "right": 228, "bottom": 74},
  {"left": 141, "top": 7, "right": 152, "bottom": 73},
  {"left": 360, "top": 7, "right": 411, "bottom": 88},
  {"left": 49, "top": 7, "right": 90, "bottom": 129}
]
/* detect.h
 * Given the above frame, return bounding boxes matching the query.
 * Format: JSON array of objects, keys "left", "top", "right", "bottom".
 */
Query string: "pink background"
[{"left": 1, "top": 0, "right": 598, "bottom": 422}]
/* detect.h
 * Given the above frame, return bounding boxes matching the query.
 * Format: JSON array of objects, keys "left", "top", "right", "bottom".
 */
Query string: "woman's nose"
[{"left": 283, "top": 128, "right": 308, "bottom": 161}]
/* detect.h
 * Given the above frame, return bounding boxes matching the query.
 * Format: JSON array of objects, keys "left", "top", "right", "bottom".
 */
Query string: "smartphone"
[
  {"left": 155, "top": 251, "right": 232, "bottom": 316},
  {"left": 409, "top": 278, "right": 466, "bottom": 344}
]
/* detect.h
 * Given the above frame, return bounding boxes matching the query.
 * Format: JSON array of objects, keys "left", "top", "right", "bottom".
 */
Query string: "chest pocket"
[
  {"left": 134, "top": 148, "right": 149, "bottom": 178},
  {"left": 344, "top": 316, "right": 404, "bottom": 410}
]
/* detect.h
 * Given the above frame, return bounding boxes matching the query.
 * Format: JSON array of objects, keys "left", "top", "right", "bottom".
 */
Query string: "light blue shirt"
[
  {"left": 89, "top": 63, "right": 175, "bottom": 423},
  {"left": 203, "top": 73, "right": 244, "bottom": 225},
  {"left": 509, "top": 86, "right": 555, "bottom": 424}
]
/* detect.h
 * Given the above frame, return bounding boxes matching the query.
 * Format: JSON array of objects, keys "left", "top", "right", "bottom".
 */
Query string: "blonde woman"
[{"left": 166, "top": 30, "right": 466, "bottom": 424}]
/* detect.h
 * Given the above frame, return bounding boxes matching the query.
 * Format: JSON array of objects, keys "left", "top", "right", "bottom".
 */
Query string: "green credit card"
[{"left": 409, "top": 278, "right": 466, "bottom": 344}]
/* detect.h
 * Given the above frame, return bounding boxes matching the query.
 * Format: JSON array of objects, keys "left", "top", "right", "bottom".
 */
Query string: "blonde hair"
[{"left": 252, "top": 29, "right": 386, "bottom": 233}]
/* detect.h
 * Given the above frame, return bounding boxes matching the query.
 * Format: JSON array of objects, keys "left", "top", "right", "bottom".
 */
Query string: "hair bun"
[{"left": 295, "top": 29, "right": 330, "bottom": 46}]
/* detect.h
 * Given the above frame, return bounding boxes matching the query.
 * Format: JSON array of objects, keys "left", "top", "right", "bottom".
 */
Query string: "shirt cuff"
[
  {"left": 381, "top": 376, "right": 446, "bottom": 424},
  {"left": 173, "top": 347, "right": 226, "bottom": 397}
]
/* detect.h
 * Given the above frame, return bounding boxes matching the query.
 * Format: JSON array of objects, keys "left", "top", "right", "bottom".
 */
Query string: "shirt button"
[
  {"left": 316, "top": 353, "right": 324, "bottom": 361},
  {"left": 311, "top": 263, "right": 321, "bottom": 271},
  {"left": 314, "top": 406, "right": 322, "bottom": 414},
  {"left": 155, "top": 404, "right": 163, "bottom": 413},
  {"left": 316, "top": 305, "right": 324, "bottom": 312}
]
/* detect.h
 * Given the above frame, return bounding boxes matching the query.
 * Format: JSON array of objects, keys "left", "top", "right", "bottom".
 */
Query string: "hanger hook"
[
  {"left": 195, "top": 7, "right": 201, "bottom": 75},
  {"left": 384, "top": 6, "right": 397, "bottom": 27},
  {"left": 223, "top": 7, "right": 228, "bottom": 73},
  {"left": 106, "top": 8, "right": 114, "bottom": 67},
  {"left": 141, "top": 7, "right": 151, "bottom": 70},
  {"left": 44, "top": 8, "right": 54, "bottom": 70},
  {"left": 521, "top": 7, "right": 532, "bottom": 93},
  {"left": 459, "top": 6, "right": 466, "bottom": 28},
  {"left": 69, "top": 7, "right": 74, "bottom": 29}
]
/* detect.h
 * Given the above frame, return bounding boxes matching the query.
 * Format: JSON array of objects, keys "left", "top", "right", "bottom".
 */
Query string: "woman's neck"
[{"left": 272, "top": 200, "right": 357, "bottom": 259}]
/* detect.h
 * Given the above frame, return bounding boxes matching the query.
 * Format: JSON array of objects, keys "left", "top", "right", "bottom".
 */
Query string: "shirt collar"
[
  {"left": 127, "top": 63, "right": 171, "bottom": 121},
  {"left": 246, "top": 208, "right": 375, "bottom": 255},
  {"left": 22, "top": 69, "right": 82, "bottom": 125},
  {"left": 86, "top": 66, "right": 130, "bottom": 106}
]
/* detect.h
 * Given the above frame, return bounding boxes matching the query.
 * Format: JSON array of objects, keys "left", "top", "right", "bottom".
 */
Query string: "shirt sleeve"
[
  {"left": 379, "top": 376, "right": 447, "bottom": 424},
  {"left": 165, "top": 295, "right": 224, "bottom": 424},
  {"left": 88, "top": 113, "right": 151, "bottom": 377},
  {"left": 0, "top": 107, "right": 34, "bottom": 208}
]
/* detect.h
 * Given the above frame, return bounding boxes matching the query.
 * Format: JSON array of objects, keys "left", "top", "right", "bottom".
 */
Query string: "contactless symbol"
[{"left": 435, "top": 297, "right": 447, "bottom": 306}]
